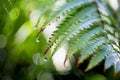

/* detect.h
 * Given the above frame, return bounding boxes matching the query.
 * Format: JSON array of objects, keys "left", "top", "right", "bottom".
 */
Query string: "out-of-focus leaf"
[
  {"left": 104, "top": 53, "right": 119, "bottom": 70},
  {"left": 114, "top": 60, "right": 120, "bottom": 73}
]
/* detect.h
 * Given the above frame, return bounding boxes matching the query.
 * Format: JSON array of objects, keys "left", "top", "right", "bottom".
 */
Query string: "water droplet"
[
  {"left": 33, "top": 25, "right": 37, "bottom": 30},
  {"left": 36, "top": 37, "right": 40, "bottom": 43},
  {"left": 44, "top": 57, "right": 47, "bottom": 62}
]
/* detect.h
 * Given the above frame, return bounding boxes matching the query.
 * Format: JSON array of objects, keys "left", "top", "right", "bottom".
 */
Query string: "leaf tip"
[
  {"left": 76, "top": 61, "right": 81, "bottom": 68},
  {"left": 64, "top": 55, "right": 69, "bottom": 67},
  {"left": 84, "top": 68, "right": 89, "bottom": 72},
  {"left": 103, "top": 67, "right": 107, "bottom": 72}
]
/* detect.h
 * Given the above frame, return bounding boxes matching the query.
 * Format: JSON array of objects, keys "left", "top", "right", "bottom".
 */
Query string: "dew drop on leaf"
[
  {"left": 44, "top": 57, "right": 47, "bottom": 62},
  {"left": 36, "top": 37, "right": 40, "bottom": 43},
  {"left": 33, "top": 53, "right": 46, "bottom": 65}
]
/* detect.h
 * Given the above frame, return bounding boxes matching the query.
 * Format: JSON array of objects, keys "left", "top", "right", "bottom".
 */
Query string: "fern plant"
[
  {"left": 36, "top": 0, "right": 120, "bottom": 74},
  {"left": 0, "top": 0, "right": 120, "bottom": 80}
]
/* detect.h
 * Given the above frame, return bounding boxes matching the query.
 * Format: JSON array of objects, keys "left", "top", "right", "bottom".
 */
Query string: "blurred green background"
[{"left": 0, "top": 0, "right": 56, "bottom": 80}]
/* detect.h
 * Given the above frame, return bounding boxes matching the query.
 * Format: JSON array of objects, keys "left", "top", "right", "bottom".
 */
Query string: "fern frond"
[
  {"left": 48, "top": 5, "right": 97, "bottom": 45},
  {"left": 44, "top": 5, "right": 98, "bottom": 55},
  {"left": 39, "top": 0, "right": 120, "bottom": 73},
  {"left": 85, "top": 45, "right": 111, "bottom": 71},
  {"left": 68, "top": 26, "right": 104, "bottom": 57},
  {"left": 104, "top": 53, "right": 119, "bottom": 70},
  {"left": 78, "top": 37, "right": 106, "bottom": 64},
  {"left": 114, "top": 60, "right": 120, "bottom": 74},
  {"left": 40, "top": 0, "right": 95, "bottom": 32},
  {"left": 51, "top": 17, "right": 101, "bottom": 56}
]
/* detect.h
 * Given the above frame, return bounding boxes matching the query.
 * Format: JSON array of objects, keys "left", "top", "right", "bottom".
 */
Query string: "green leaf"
[
  {"left": 104, "top": 53, "right": 119, "bottom": 70},
  {"left": 41, "top": 0, "right": 95, "bottom": 31},
  {"left": 114, "top": 60, "right": 120, "bottom": 73},
  {"left": 68, "top": 26, "right": 104, "bottom": 57},
  {"left": 79, "top": 37, "right": 106, "bottom": 64},
  {"left": 47, "top": 5, "right": 97, "bottom": 49},
  {"left": 86, "top": 45, "right": 111, "bottom": 71},
  {"left": 52, "top": 17, "right": 101, "bottom": 55},
  {"left": 44, "top": 5, "right": 100, "bottom": 56},
  {"left": 33, "top": 53, "right": 47, "bottom": 65}
]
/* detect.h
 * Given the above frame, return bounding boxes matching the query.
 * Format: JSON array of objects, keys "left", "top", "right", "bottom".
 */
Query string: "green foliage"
[
  {"left": 85, "top": 72, "right": 107, "bottom": 80},
  {"left": 39, "top": 0, "right": 120, "bottom": 73},
  {"left": 78, "top": 37, "right": 106, "bottom": 65},
  {"left": 0, "top": 0, "right": 56, "bottom": 80},
  {"left": 0, "top": 0, "right": 120, "bottom": 80},
  {"left": 86, "top": 44, "right": 111, "bottom": 71}
]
